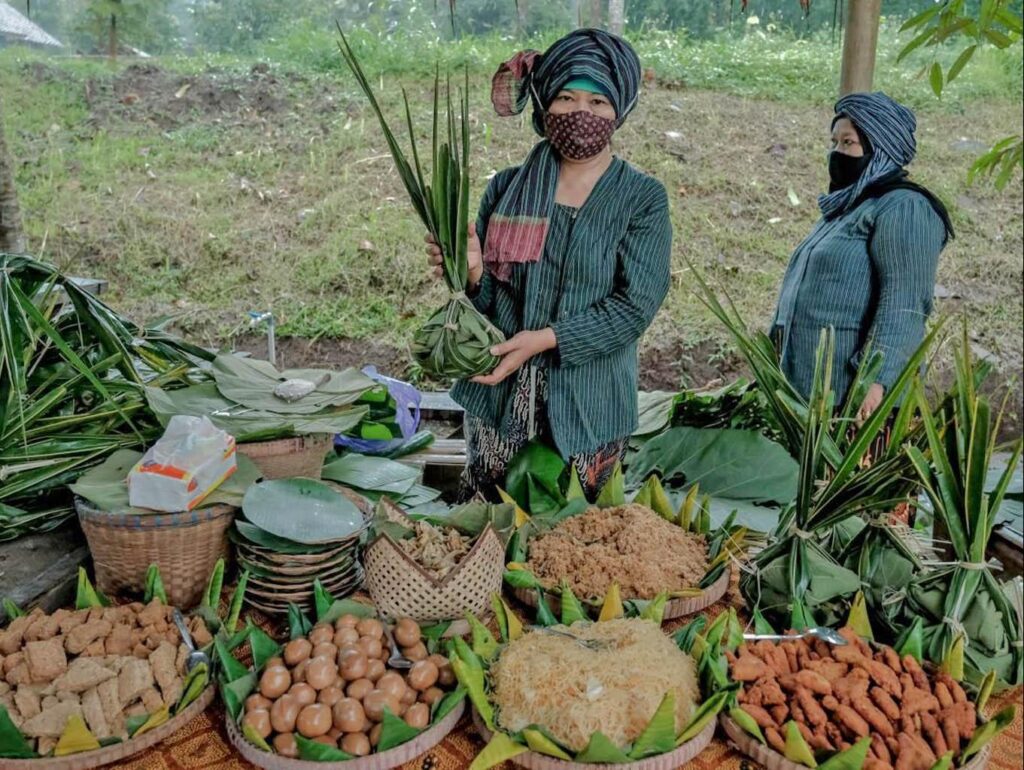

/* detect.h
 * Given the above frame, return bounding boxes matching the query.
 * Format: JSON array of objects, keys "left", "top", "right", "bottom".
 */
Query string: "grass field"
[{"left": 2, "top": 28, "right": 1022, "bottom": 426}]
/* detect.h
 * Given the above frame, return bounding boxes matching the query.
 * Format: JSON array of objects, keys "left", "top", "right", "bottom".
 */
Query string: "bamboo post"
[{"left": 839, "top": 0, "right": 882, "bottom": 95}]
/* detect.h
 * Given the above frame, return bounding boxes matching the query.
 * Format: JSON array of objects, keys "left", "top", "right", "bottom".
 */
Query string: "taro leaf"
[
  {"left": 817, "top": 737, "right": 871, "bottom": 770},
  {"left": 523, "top": 727, "right": 572, "bottom": 759},
  {"left": 220, "top": 673, "right": 256, "bottom": 722},
  {"left": 627, "top": 427, "right": 798, "bottom": 504},
  {"left": 211, "top": 355, "right": 375, "bottom": 414},
  {"left": 467, "top": 613, "right": 499, "bottom": 662},
  {"left": 242, "top": 479, "right": 363, "bottom": 544},
  {"left": 288, "top": 603, "right": 313, "bottom": 640},
  {"left": 377, "top": 707, "right": 423, "bottom": 751},
  {"left": 574, "top": 731, "right": 631, "bottom": 763},
  {"left": 69, "top": 449, "right": 142, "bottom": 512},
  {"left": 430, "top": 686, "right": 466, "bottom": 722},
  {"left": 677, "top": 689, "right": 730, "bottom": 744},
  {"left": 319, "top": 598, "right": 375, "bottom": 626},
  {"left": 595, "top": 464, "right": 625, "bottom": 508},
  {"left": 729, "top": 707, "right": 766, "bottom": 744},
  {"left": 560, "top": 582, "right": 587, "bottom": 625},
  {"left": 175, "top": 663, "right": 209, "bottom": 714},
  {"left": 526, "top": 474, "right": 565, "bottom": 516},
  {"left": 783, "top": 720, "right": 818, "bottom": 767},
  {"left": 506, "top": 440, "right": 566, "bottom": 511},
  {"left": 204, "top": 454, "right": 262, "bottom": 507},
  {"left": 425, "top": 500, "right": 516, "bottom": 540},
  {"left": 247, "top": 625, "right": 281, "bottom": 672},
  {"left": 321, "top": 453, "right": 419, "bottom": 496},
  {"left": 469, "top": 732, "right": 528, "bottom": 770},
  {"left": 635, "top": 390, "right": 678, "bottom": 436},
  {"left": 145, "top": 383, "right": 368, "bottom": 442},
  {"left": 214, "top": 636, "right": 249, "bottom": 683},
  {"left": 629, "top": 692, "right": 676, "bottom": 758},
  {"left": 296, "top": 734, "right": 354, "bottom": 761},
  {"left": 0, "top": 706, "right": 38, "bottom": 758},
  {"left": 960, "top": 706, "right": 1015, "bottom": 763}
]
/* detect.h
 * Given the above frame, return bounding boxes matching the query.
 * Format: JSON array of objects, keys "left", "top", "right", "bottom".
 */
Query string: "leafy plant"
[{"left": 336, "top": 28, "right": 505, "bottom": 379}]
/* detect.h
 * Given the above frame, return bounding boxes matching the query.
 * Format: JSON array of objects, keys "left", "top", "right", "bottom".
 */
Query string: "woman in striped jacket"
[
  {"left": 426, "top": 29, "right": 672, "bottom": 500},
  {"left": 772, "top": 92, "right": 954, "bottom": 418}
]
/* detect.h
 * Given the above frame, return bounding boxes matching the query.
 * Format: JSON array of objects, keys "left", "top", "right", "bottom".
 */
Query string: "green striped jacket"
[
  {"left": 772, "top": 188, "right": 946, "bottom": 402},
  {"left": 451, "top": 158, "right": 672, "bottom": 457}
]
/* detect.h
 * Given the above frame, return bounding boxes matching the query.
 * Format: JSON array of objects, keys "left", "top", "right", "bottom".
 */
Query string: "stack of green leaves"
[
  {"left": 145, "top": 355, "right": 398, "bottom": 444},
  {"left": 635, "top": 379, "right": 779, "bottom": 440},
  {"left": 0, "top": 254, "right": 208, "bottom": 541},
  {"left": 336, "top": 30, "right": 505, "bottom": 379},
  {"left": 692, "top": 266, "right": 935, "bottom": 631},
  {"left": 903, "top": 329, "right": 1023, "bottom": 687},
  {"left": 320, "top": 452, "right": 442, "bottom": 511}
]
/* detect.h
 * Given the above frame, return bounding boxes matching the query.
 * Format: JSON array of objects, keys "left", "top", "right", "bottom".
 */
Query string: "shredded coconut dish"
[
  {"left": 490, "top": 618, "right": 700, "bottom": 752},
  {"left": 525, "top": 504, "right": 709, "bottom": 600}
]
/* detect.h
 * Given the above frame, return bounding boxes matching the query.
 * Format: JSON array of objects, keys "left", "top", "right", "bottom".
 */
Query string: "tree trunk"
[
  {"left": 568, "top": 0, "right": 580, "bottom": 28},
  {"left": 0, "top": 95, "right": 27, "bottom": 254},
  {"left": 840, "top": 0, "right": 881, "bottom": 95},
  {"left": 608, "top": 0, "right": 625, "bottom": 35},
  {"left": 586, "top": 0, "right": 602, "bottom": 28},
  {"left": 109, "top": 12, "right": 118, "bottom": 61},
  {"left": 516, "top": 0, "right": 529, "bottom": 35}
]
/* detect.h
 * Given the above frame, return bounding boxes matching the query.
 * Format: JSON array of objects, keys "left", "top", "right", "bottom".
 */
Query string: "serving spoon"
[
  {"left": 742, "top": 626, "right": 848, "bottom": 646},
  {"left": 172, "top": 609, "right": 213, "bottom": 672},
  {"left": 382, "top": 624, "right": 413, "bottom": 669}
]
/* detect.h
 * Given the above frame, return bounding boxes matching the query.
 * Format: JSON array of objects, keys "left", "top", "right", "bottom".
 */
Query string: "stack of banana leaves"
[
  {"left": 0, "top": 254, "right": 210, "bottom": 540},
  {"left": 692, "top": 268, "right": 935, "bottom": 631},
  {"left": 898, "top": 330, "right": 1023, "bottom": 687},
  {"left": 144, "top": 355, "right": 401, "bottom": 445}
]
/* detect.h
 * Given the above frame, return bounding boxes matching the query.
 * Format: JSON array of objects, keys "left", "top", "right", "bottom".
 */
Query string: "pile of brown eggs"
[{"left": 241, "top": 615, "right": 455, "bottom": 757}]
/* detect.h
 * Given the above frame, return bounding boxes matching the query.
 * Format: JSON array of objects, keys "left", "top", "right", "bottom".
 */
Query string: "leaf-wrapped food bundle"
[{"left": 412, "top": 294, "right": 503, "bottom": 379}]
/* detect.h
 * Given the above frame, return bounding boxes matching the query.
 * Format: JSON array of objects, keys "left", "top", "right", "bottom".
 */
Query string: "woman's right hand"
[{"left": 425, "top": 224, "right": 484, "bottom": 289}]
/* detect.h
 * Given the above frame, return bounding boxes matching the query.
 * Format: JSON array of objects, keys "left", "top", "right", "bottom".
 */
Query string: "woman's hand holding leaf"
[{"left": 426, "top": 224, "right": 483, "bottom": 289}]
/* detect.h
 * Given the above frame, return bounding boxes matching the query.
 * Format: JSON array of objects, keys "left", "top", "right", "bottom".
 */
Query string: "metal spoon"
[
  {"left": 743, "top": 626, "right": 848, "bottom": 646},
  {"left": 382, "top": 624, "right": 412, "bottom": 669},
  {"left": 528, "top": 625, "right": 610, "bottom": 651},
  {"left": 172, "top": 609, "right": 213, "bottom": 672}
]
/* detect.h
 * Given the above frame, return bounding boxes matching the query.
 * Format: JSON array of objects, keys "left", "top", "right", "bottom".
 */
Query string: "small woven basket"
[
  {"left": 236, "top": 434, "right": 333, "bottom": 480},
  {"left": 364, "top": 500, "right": 504, "bottom": 624},
  {"left": 76, "top": 499, "right": 235, "bottom": 608}
]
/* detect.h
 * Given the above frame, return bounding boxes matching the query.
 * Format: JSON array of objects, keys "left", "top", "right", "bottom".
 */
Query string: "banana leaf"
[
  {"left": 209, "top": 355, "right": 378, "bottom": 415},
  {"left": 320, "top": 453, "right": 419, "bottom": 497},
  {"left": 241, "top": 479, "right": 364, "bottom": 544},
  {"left": 627, "top": 426, "right": 798, "bottom": 503}
]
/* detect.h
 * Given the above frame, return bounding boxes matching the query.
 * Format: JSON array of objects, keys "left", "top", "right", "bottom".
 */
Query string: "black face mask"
[{"left": 828, "top": 150, "right": 871, "bottom": 191}]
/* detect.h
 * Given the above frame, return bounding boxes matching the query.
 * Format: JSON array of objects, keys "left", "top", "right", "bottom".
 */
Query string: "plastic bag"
[
  {"left": 128, "top": 415, "right": 237, "bottom": 512},
  {"left": 335, "top": 366, "right": 422, "bottom": 455}
]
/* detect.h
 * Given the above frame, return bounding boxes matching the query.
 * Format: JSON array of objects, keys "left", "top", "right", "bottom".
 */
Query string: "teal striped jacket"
[
  {"left": 772, "top": 188, "right": 946, "bottom": 402},
  {"left": 451, "top": 158, "right": 672, "bottom": 457}
]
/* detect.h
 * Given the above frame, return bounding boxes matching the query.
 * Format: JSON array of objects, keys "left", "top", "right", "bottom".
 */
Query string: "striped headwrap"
[
  {"left": 819, "top": 92, "right": 918, "bottom": 219},
  {"left": 484, "top": 29, "right": 642, "bottom": 281}
]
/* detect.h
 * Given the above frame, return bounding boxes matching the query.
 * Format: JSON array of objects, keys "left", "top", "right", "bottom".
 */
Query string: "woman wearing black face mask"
[
  {"left": 771, "top": 92, "right": 954, "bottom": 419},
  {"left": 425, "top": 29, "right": 671, "bottom": 500}
]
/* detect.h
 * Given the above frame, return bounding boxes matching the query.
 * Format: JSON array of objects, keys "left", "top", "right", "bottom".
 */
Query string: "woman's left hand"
[
  {"left": 471, "top": 329, "right": 558, "bottom": 386},
  {"left": 858, "top": 383, "right": 885, "bottom": 423}
]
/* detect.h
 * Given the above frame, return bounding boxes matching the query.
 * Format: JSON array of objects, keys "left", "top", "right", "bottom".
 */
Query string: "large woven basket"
[
  {"left": 473, "top": 707, "right": 716, "bottom": 770},
  {"left": 76, "top": 498, "right": 234, "bottom": 608},
  {"left": 0, "top": 685, "right": 214, "bottom": 770},
  {"left": 364, "top": 500, "right": 504, "bottom": 624},
  {"left": 236, "top": 434, "right": 333, "bottom": 480}
]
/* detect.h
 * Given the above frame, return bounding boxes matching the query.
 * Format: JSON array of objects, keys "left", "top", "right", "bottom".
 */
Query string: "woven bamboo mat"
[{"left": 104, "top": 588, "right": 1024, "bottom": 770}]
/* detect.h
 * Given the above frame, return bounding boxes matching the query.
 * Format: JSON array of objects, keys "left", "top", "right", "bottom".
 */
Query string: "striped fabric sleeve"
[
  {"left": 551, "top": 183, "right": 672, "bottom": 368},
  {"left": 866, "top": 193, "right": 944, "bottom": 388}
]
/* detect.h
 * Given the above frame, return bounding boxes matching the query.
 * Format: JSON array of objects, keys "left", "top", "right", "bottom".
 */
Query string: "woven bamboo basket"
[
  {"left": 0, "top": 685, "right": 214, "bottom": 770},
  {"left": 236, "top": 434, "right": 333, "bottom": 480},
  {"left": 226, "top": 699, "right": 464, "bottom": 770},
  {"left": 720, "top": 714, "right": 992, "bottom": 770},
  {"left": 363, "top": 500, "right": 504, "bottom": 624},
  {"left": 512, "top": 564, "right": 731, "bottom": 622},
  {"left": 76, "top": 499, "right": 234, "bottom": 608},
  {"left": 473, "top": 707, "right": 716, "bottom": 770}
]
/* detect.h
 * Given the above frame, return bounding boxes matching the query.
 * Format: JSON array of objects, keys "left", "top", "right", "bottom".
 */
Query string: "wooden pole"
[{"left": 839, "top": 0, "right": 881, "bottom": 95}]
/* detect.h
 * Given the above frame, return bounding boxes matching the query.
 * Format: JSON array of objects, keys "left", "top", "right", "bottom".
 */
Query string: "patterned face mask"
[{"left": 544, "top": 110, "right": 616, "bottom": 160}]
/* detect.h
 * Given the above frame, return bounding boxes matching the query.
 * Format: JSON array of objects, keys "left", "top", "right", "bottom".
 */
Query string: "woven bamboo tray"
[
  {"left": 472, "top": 707, "right": 716, "bottom": 770},
  {"left": 720, "top": 714, "right": 992, "bottom": 770},
  {"left": 225, "top": 700, "right": 465, "bottom": 769},
  {"left": 76, "top": 499, "right": 234, "bottom": 608},
  {"left": 0, "top": 686, "right": 214, "bottom": 770},
  {"left": 511, "top": 564, "right": 731, "bottom": 622},
  {"left": 363, "top": 500, "right": 504, "bottom": 625},
  {"left": 237, "top": 435, "right": 333, "bottom": 480}
]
